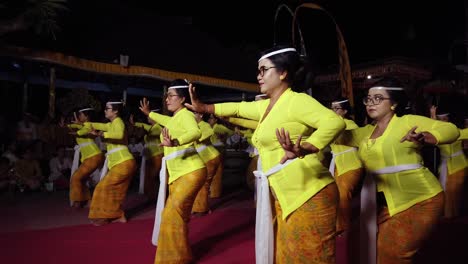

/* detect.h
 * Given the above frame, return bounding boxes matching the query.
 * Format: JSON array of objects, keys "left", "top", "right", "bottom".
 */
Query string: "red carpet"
[
  {"left": 0, "top": 206, "right": 255, "bottom": 264},
  {"left": 1, "top": 190, "right": 468, "bottom": 264}
]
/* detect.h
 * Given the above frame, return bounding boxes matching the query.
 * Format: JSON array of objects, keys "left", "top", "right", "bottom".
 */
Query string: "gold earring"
[
  {"left": 391, "top": 105, "right": 396, "bottom": 111},
  {"left": 279, "top": 75, "right": 284, "bottom": 81}
]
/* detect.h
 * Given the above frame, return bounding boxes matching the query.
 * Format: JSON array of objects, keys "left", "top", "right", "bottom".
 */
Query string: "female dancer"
[
  {"left": 139, "top": 79, "right": 207, "bottom": 264},
  {"left": 85, "top": 101, "right": 136, "bottom": 226},
  {"left": 339, "top": 78, "right": 459, "bottom": 263},
  {"left": 186, "top": 45, "right": 345, "bottom": 263}
]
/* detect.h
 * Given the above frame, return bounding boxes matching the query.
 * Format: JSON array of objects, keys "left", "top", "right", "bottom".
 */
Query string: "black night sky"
[{"left": 3, "top": 0, "right": 467, "bottom": 83}]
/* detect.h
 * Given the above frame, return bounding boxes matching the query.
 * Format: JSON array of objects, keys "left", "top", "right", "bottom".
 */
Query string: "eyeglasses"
[
  {"left": 331, "top": 107, "right": 342, "bottom": 111},
  {"left": 104, "top": 107, "right": 113, "bottom": 111},
  {"left": 363, "top": 95, "right": 391, "bottom": 106},
  {"left": 165, "top": 94, "right": 180, "bottom": 99},
  {"left": 257, "top": 66, "right": 276, "bottom": 77}
]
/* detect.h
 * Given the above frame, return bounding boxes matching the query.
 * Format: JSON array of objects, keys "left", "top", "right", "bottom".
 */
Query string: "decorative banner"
[
  {"left": 293, "top": 3, "right": 354, "bottom": 107},
  {"left": 0, "top": 45, "right": 258, "bottom": 92}
]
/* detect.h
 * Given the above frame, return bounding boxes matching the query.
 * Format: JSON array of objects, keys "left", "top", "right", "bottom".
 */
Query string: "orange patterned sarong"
[
  {"left": 245, "top": 155, "right": 258, "bottom": 191},
  {"left": 88, "top": 159, "right": 136, "bottom": 220},
  {"left": 209, "top": 155, "right": 223, "bottom": 198},
  {"left": 155, "top": 167, "right": 207, "bottom": 264},
  {"left": 192, "top": 156, "right": 221, "bottom": 213},
  {"left": 444, "top": 168, "right": 466, "bottom": 218},
  {"left": 274, "top": 183, "right": 338, "bottom": 264},
  {"left": 69, "top": 153, "right": 104, "bottom": 204},
  {"left": 377, "top": 192, "right": 444, "bottom": 264},
  {"left": 335, "top": 168, "right": 363, "bottom": 233},
  {"left": 145, "top": 154, "right": 163, "bottom": 201}
]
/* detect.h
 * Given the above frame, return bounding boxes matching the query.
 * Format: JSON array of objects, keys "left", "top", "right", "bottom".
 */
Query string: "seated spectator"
[
  {"left": 48, "top": 145, "right": 72, "bottom": 190},
  {"left": 14, "top": 147, "right": 43, "bottom": 191},
  {"left": 2, "top": 141, "right": 18, "bottom": 166},
  {"left": 0, "top": 157, "right": 15, "bottom": 193}
]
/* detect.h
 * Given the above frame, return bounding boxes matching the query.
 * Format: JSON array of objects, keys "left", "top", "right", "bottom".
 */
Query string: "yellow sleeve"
[
  {"left": 102, "top": 118, "right": 125, "bottom": 140},
  {"left": 344, "top": 119, "right": 359, "bottom": 130},
  {"left": 214, "top": 101, "right": 265, "bottom": 121},
  {"left": 198, "top": 121, "right": 214, "bottom": 142},
  {"left": 76, "top": 123, "right": 93, "bottom": 136},
  {"left": 176, "top": 111, "right": 201, "bottom": 145},
  {"left": 459, "top": 128, "right": 468, "bottom": 140},
  {"left": 214, "top": 124, "right": 234, "bottom": 136},
  {"left": 87, "top": 122, "right": 110, "bottom": 132},
  {"left": 228, "top": 117, "right": 259, "bottom": 130},
  {"left": 67, "top": 124, "right": 83, "bottom": 129},
  {"left": 149, "top": 112, "right": 171, "bottom": 127},
  {"left": 148, "top": 124, "right": 162, "bottom": 136},
  {"left": 292, "top": 94, "right": 346, "bottom": 150},
  {"left": 405, "top": 115, "right": 459, "bottom": 144},
  {"left": 134, "top": 122, "right": 151, "bottom": 131}
]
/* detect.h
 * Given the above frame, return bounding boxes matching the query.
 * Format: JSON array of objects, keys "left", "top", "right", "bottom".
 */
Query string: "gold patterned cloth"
[
  {"left": 155, "top": 168, "right": 207, "bottom": 264},
  {"left": 376, "top": 192, "right": 444, "bottom": 264},
  {"left": 69, "top": 153, "right": 104, "bottom": 204},
  {"left": 88, "top": 159, "right": 136, "bottom": 220},
  {"left": 274, "top": 183, "right": 338, "bottom": 264},
  {"left": 144, "top": 154, "right": 163, "bottom": 201},
  {"left": 443, "top": 168, "right": 466, "bottom": 218},
  {"left": 335, "top": 168, "right": 363, "bottom": 233},
  {"left": 192, "top": 156, "right": 221, "bottom": 213}
]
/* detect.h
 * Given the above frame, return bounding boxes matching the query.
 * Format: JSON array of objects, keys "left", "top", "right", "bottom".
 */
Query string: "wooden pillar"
[{"left": 48, "top": 67, "right": 56, "bottom": 120}]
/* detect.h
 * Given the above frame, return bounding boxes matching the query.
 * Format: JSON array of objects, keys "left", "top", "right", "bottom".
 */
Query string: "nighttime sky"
[{"left": 3, "top": 0, "right": 467, "bottom": 83}]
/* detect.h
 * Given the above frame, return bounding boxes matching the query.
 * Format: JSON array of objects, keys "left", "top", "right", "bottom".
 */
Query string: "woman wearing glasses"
[
  {"left": 85, "top": 101, "right": 137, "bottom": 226},
  {"left": 328, "top": 98, "right": 364, "bottom": 237},
  {"left": 139, "top": 79, "right": 207, "bottom": 264},
  {"left": 186, "top": 45, "right": 346, "bottom": 264},
  {"left": 339, "top": 77, "right": 459, "bottom": 264}
]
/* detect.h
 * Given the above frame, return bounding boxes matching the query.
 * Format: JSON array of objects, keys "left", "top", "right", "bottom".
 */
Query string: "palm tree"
[{"left": 0, "top": 0, "right": 68, "bottom": 39}]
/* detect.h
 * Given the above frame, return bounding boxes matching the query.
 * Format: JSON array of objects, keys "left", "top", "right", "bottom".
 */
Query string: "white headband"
[
  {"left": 258, "top": 48, "right": 297, "bottom": 62},
  {"left": 78, "top": 108, "right": 94, "bottom": 112},
  {"left": 168, "top": 85, "right": 189, "bottom": 89},
  {"left": 107, "top": 101, "right": 123, "bottom": 105},
  {"left": 436, "top": 113, "right": 450, "bottom": 117},
  {"left": 332, "top": 99, "right": 348, "bottom": 104},
  {"left": 369, "top": 86, "right": 404, "bottom": 91},
  {"left": 151, "top": 109, "right": 160, "bottom": 112}
]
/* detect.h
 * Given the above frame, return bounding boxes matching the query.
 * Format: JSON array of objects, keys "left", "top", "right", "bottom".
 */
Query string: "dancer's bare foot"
[
  {"left": 111, "top": 215, "right": 127, "bottom": 223},
  {"left": 191, "top": 210, "right": 212, "bottom": 218},
  {"left": 90, "top": 219, "right": 110, "bottom": 226}
]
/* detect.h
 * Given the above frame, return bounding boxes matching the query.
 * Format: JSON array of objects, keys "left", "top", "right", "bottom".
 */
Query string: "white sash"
[
  {"left": 99, "top": 147, "right": 127, "bottom": 181},
  {"left": 439, "top": 150, "right": 464, "bottom": 191},
  {"left": 195, "top": 144, "right": 208, "bottom": 153},
  {"left": 253, "top": 158, "right": 297, "bottom": 264},
  {"left": 328, "top": 147, "right": 357, "bottom": 177},
  {"left": 360, "top": 163, "right": 422, "bottom": 264},
  {"left": 70, "top": 142, "right": 94, "bottom": 178},
  {"left": 213, "top": 141, "right": 224, "bottom": 147},
  {"left": 151, "top": 147, "right": 196, "bottom": 246},
  {"left": 139, "top": 143, "right": 159, "bottom": 194}
]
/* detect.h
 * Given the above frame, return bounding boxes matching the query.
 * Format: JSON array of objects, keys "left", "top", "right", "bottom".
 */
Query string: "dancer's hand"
[
  {"left": 88, "top": 125, "right": 103, "bottom": 137},
  {"left": 139, "top": 98, "right": 151, "bottom": 116},
  {"left": 71, "top": 112, "right": 82, "bottom": 125},
  {"left": 160, "top": 127, "right": 178, "bottom": 147},
  {"left": 276, "top": 128, "right": 306, "bottom": 164},
  {"left": 185, "top": 83, "right": 213, "bottom": 113},
  {"left": 400, "top": 126, "right": 424, "bottom": 144}
]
